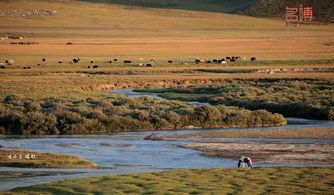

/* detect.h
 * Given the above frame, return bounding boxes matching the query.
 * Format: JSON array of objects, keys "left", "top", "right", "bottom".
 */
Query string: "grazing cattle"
[
  {"left": 195, "top": 59, "right": 201, "bottom": 64},
  {"left": 72, "top": 58, "right": 79, "bottom": 63},
  {"left": 230, "top": 58, "right": 236, "bottom": 62},
  {"left": 221, "top": 61, "right": 227, "bottom": 64},
  {"left": 91, "top": 61, "right": 94, "bottom": 64},
  {"left": 213, "top": 59, "right": 217, "bottom": 63},
  {"left": 146, "top": 64, "right": 152, "bottom": 67},
  {"left": 226, "top": 57, "right": 231, "bottom": 60},
  {"left": 37, "top": 64, "right": 41, "bottom": 66},
  {"left": 114, "top": 58, "right": 118, "bottom": 61},
  {"left": 23, "top": 67, "right": 27, "bottom": 69},
  {"left": 5, "top": 59, "right": 14, "bottom": 65},
  {"left": 93, "top": 65, "right": 99, "bottom": 68},
  {"left": 88, "top": 66, "right": 90, "bottom": 69},
  {"left": 150, "top": 59, "right": 155, "bottom": 63},
  {"left": 138, "top": 63, "right": 143, "bottom": 67},
  {"left": 42, "top": 58, "right": 46, "bottom": 62},
  {"left": 251, "top": 57, "right": 256, "bottom": 61},
  {"left": 58, "top": 61, "right": 62, "bottom": 64},
  {"left": 238, "top": 156, "right": 253, "bottom": 168},
  {"left": 124, "top": 60, "right": 132, "bottom": 63},
  {"left": 27, "top": 66, "right": 31, "bottom": 69},
  {"left": 66, "top": 42, "right": 73, "bottom": 45},
  {"left": 217, "top": 60, "right": 222, "bottom": 63},
  {"left": 168, "top": 60, "right": 173, "bottom": 63},
  {"left": 0, "top": 65, "right": 5, "bottom": 69},
  {"left": 206, "top": 60, "right": 211, "bottom": 63}
]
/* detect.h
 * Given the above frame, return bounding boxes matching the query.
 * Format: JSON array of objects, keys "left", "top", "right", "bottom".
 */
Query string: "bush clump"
[{"left": 0, "top": 94, "right": 286, "bottom": 135}]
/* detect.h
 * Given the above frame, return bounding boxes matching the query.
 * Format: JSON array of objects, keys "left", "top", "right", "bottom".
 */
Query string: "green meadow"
[{"left": 1, "top": 167, "right": 334, "bottom": 194}]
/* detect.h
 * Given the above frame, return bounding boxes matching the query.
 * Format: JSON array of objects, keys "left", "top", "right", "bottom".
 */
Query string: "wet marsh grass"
[{"left": 2, "top": 167, "right": 334, "bottom": 194}]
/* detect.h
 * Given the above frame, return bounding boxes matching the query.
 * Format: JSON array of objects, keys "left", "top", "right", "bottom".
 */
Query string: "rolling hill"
[{"left": 80, "top": 0, "right": 334, "bottom": 21}]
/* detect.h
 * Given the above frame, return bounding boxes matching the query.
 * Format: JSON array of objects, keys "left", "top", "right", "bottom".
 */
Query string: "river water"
[{"left": 0, "top": 89, "right": 333, "bottom": 191}]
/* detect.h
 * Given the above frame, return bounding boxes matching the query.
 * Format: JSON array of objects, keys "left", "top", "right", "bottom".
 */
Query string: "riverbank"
[
  {"left": 2, "top": 167, "right": 333, "bottom": 194},
  {"left": 167, "top": 127, "right": 334, "bottom": 139},
  {"left": 168, "top": 127, "right": 334, "bottom": 164},
  {"left": 0, "top": 149, "right": 97, "bottom": 168},
  {"left": 184, "top": 142, "right": 334, "bottom": 164}
]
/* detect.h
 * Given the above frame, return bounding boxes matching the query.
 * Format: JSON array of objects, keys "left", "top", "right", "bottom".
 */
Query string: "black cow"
[
  {"left": 146, "top": 64, "right": 152, "bottom": 67},
  {"left": 206, "top": 60, "right": 211, "bottom": 63},
  {"left": 73, "top": 58, "right": 79, "bottom": 63},
  {"left": 251, "top": 57, "right": 256, "bottom": 61},
  {"left": 124, "top": 60, "right": 132, "bottom": 63},
  {"left": 91, "top": 61, "right": 94, "bottom": 64},
  {"left": 226, "top": 57, "right": 231, "bottom": 60},
  {"left": 114, "top": 59, "right": 118, "bottom": 61},
  {"left": 213, "top": 59, "right": 217, "bottom": 63},
  {"left": 0, "top": 65, "right": 5, "bottom": 69},
  {"left": 93, "top": 65, "right": 99, "bottom": 68},
  {"left": 88, "top": 66, "right": 91, "bottom": 69},
  {"left": 42, "top": 58, "right": 46, "bottom": 62},
  {"left": 195, "top": 59, "right": 201, "bottom": 64},
  {"left": 168, "top": 60, "right": 173, "bottom": 63},
  {"left": 58, "top": 61, "right": 62, "bottom": 64},
  {"left": 66, "top": 42, "right": 73, "bottom": 45}
]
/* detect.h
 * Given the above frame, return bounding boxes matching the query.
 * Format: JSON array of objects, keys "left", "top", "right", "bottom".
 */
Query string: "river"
[{"left": 0, "top": 89, "right": 333, "bottom": 191}]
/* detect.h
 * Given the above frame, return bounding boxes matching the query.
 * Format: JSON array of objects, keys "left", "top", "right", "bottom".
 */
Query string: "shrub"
[{"left": 192, "top": 105, "right": 222, "bottom": 123}]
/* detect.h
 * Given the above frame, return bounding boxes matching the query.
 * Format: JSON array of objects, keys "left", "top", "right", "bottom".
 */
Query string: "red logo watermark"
[{"left": 285, "top": 5, "right": 329, "bottom": 26}]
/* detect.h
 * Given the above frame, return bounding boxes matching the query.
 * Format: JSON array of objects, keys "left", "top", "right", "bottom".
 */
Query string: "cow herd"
[
  {"left": 196, "top": 56, "right": 256, "bottom": 64},
  {"left": 1, "top": 56, "right": 257, "bottom": 70}
]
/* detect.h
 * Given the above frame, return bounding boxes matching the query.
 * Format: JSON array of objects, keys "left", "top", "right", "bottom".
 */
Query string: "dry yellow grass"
[{"left": 0, "top": 0, "right": 334, "bottom": 66}]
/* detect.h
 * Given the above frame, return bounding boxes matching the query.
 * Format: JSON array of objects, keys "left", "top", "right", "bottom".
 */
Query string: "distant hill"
[
  {"left": 79, "top": 0, "right": 257, "bottom": 13},
  {"left": 244, "top": 0, "right": 334, "bottom": 22},
  {"left": 80, "top": 0, "right": 334, "bottom": 22}
]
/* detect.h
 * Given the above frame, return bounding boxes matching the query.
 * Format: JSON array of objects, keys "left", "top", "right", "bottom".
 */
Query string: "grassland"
[
  {"left": 1, "top": 167, "right": 333, "bottom": 194},
  {"left": 1, "top": 0, "right": 334, "bottom": 64},
  {"left": 0, "top": 0, "right": 334, "bottom": 134},
  {"left": 0, "top": 149, "right": 97, "bottom": 168}
]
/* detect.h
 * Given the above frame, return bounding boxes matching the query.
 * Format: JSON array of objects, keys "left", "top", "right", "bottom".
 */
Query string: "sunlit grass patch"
[{"left": 2, "top": 167, "right": 334, "bottom": 195}]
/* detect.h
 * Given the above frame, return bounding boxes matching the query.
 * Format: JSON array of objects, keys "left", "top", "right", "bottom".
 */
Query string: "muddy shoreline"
[{"left": 184, "top": 141, "right": 334, "bottom": 164}]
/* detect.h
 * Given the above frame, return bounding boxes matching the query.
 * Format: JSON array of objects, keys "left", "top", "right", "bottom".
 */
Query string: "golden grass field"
[{"left": 1, "top": 0, "right": 334, "bottom": 64}]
